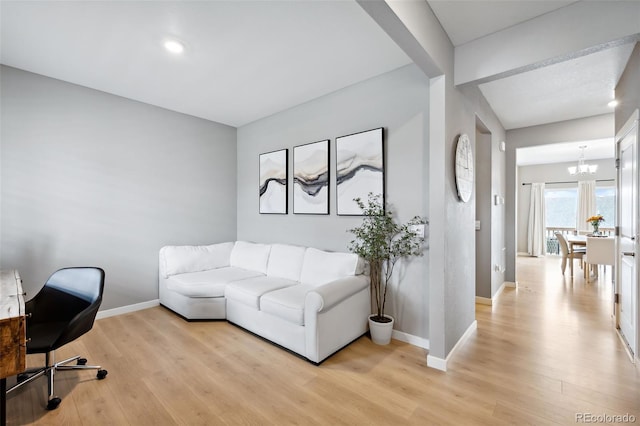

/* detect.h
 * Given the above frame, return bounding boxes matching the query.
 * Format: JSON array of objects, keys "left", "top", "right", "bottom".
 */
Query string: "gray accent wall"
[
  {"left": 615, "top": 43, "right": 640, "bottom": 136},
  {"left": 441, "top": 84, "right": 506, "bottom": 354},
  {"left": 0, "top": 66, "right": 237, "bottom": 309},
  {"left": 356, "top": 1, "right": 507, "bottom": 360},
  {"left": 474, "top": 119, "right": 507, "bottom": 301},
  {"left": 475, "top": 130, "right": 492, "bottom": 299},
  {"left": 237, "top": 64, "right": 430, "bottom": 338}
]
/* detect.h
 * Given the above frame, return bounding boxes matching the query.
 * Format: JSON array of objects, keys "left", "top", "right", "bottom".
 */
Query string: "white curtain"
[
  {"left": 577, "top": 180, "right": 596, "bottom": 232},
  {"left": 527, "top": 183, "right": 546, "bottom": 257}
]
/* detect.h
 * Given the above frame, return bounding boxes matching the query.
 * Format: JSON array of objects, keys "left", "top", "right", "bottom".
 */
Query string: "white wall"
[
  {"left": 237, "top": 64, "right": 430, "bottom": 338},
  {"left": 0, "top": 66, "right": 237, "bottom": 309},
  {"left": 516, "top": 159, "right": 616, "bottom": 253}
]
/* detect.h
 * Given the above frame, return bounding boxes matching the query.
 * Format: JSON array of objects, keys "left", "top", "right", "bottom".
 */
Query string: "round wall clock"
[{"left": 454, "top": 133, "right": 473, "bottom": 203}]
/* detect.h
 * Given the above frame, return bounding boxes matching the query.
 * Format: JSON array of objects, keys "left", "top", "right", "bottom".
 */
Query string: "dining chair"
[
  {"left": 584, "top": 237, "right": 616, "bottom": 283},
  {"left": 555, "top": 232, "right": 586, "bottom": 275}
]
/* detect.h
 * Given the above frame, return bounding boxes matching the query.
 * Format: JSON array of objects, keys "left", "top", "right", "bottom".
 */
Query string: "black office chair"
[{"left": 7, "top": 267, "right": 108, "bottom": 410}]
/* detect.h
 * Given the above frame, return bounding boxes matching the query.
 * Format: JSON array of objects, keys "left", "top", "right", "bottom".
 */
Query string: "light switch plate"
[{"left": 410, "top": 224, "right": 425, "bottom": 237}]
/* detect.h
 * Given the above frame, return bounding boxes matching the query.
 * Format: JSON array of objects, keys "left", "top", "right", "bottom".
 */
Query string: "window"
[
  {"left": 545, "top": 188, "right": 577, "bottom": 228},
  {"left": 595, "top": 187, "right": 615, "bottom": 227},
  {"left": 544, "top": 186, "right": 615, "bottom": 229}
]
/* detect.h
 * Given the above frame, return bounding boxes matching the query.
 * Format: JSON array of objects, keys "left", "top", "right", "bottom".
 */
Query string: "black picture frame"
[
  {"left": 293, "top": 140, "right": 330, "bottom": 215},
  {"left": 335, "top": 127, "right": 384, "bottom": 215},
  {"left": 259, "top": 149, "right": 288, "bottom": 214}
]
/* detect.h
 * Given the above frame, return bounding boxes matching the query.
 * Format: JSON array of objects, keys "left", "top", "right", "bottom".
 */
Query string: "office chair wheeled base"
[{"left": 9, "top": 353, "right": 108, "bottom": 410}]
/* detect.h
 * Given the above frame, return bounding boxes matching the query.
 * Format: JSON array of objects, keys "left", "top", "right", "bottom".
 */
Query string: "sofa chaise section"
[{"left": 158, "top": 241, "right": 370, "bottom": 363}]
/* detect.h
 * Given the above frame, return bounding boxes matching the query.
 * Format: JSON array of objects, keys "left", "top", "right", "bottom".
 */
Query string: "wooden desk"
[{"left": 0, "top": 270, "right": 26, "bottom": 426}]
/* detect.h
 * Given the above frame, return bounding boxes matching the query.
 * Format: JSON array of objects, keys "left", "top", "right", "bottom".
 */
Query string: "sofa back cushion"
[
  {"left": 160, "top": 242, "right": 235, "bottom": 278},
  {"left": 230, "top": 241, "right": 272, "bottom": 274},
  {"left": 300, "top": 248, "right": 363, "bottom": 287},
  {"left": 266, "top": 244, "right": 307, "bottom": 282}
]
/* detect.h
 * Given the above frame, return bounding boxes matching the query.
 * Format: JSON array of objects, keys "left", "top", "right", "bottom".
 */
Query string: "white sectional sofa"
[{"left": 158, "top": 241, "right": 370, "bottom": 363}]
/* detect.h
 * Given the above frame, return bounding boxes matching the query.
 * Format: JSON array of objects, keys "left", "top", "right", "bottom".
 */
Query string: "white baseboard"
[
  {"left": 95, "top": 300, "right": 435, "bottom": 358},
  {"left": 476, "top": 281, "right": 515, "bottom": 306},
  {"left": 392, "top": 330, "right": 430, "bottom": 349},
  {"left": 426, "top": 354, "right": 447, "bottom": 371},
  {"left": 427, "top": 320, "right": 478, "bottom": 372},
  {"left": 615, "top": 328, "right": 636, "bottom": 364},
  {"left": 96, "top": 299, "right": 160, "bottom": 320},
  {"left": 475, "top": 296, "right": 492, "bottom": 305}
]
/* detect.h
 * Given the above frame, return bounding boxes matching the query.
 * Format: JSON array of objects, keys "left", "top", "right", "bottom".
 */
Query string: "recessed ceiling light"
[
  {"left": 608, "top": 100, "right": 619, "bottom": 108},
  {"left": 164, "top": 39, "right": 184, "bottom": 54}
]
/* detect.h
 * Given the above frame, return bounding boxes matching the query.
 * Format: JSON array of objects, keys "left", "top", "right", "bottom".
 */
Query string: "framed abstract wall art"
[
  {"left": 335, "top": 127, "right": 384, "bottom": 215},
  {"left": 259, "top": 149, "right": 288, "bottom": 214},
  {"left": 293, "top": 140, "right": 330, "bottom": 214}
]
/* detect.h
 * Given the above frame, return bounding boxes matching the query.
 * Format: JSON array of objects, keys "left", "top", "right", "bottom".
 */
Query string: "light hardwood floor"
[{"left": 6, "top": 256, "right": 640, "bottom": 425}]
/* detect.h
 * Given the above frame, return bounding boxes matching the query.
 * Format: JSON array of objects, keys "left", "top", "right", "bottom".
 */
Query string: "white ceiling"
[
  {"left": 0, "top": 1, "right": 411, "bottom": 127},
  {"left": 428, "top": 0, "right": 636, "bottom": 166},
  {"left": 516, "top": 138, "right": 615, "bottom": 166},
  {"left": 428, "top": 0, "right": 579, "bottom": 46},
  {"left": 428, "top": 0, "right": 636, "bottom": 131},
  {"left": 479, "top": 44, "right": 634, "bottom": 130},
  {"left": 0, "top": 0, "right": 636, "bottom": 153}
]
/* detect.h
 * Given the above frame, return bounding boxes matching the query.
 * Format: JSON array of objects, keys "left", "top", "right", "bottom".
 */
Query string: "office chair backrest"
[
  {"left": 46, "top": 267, "right": 104, "bottom": 304},
  {"left": 26, "top": 267, "right": 105, "bottom": 351}
]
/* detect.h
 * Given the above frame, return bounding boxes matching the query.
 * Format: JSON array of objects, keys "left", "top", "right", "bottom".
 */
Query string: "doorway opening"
[
  {"left": 475, "top": 118, "right": 505, "bottom": 306},
  {"left": 514, "top": 139, "right": 619, "bottom": 339},
  {"left": 515, "top": 139, "right": 615, "bottom": 258},
  {"left": 475, "top": 121, "right": 490, "bottom": 305}
]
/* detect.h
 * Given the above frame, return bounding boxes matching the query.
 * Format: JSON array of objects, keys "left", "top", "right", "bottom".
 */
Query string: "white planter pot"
[{"left": 368, "top": 314, "right": 394, "bottom": 345}]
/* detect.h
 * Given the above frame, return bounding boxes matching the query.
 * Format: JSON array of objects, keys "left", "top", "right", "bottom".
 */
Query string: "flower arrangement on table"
[{"left": 587, "top": 214, "right": 605, "bottom": 235}]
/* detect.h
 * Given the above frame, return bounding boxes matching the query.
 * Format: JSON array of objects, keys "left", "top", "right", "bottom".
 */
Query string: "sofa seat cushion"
[
  {"left": 166, "top": 267, "right": 262, "bottom": 298},
  {"left": 259, "top": 285, "right": 315, "bottom": 326},
  {"left": 225, "top": 276, "right": 297, "bottom": 309}
]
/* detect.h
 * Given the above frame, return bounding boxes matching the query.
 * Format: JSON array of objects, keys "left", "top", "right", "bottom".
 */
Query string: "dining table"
[{"left": 565, "top": 234, "right": 587, "bottom": 276}]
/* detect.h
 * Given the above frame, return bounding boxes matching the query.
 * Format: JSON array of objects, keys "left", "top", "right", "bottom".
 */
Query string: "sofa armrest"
[
  {"left": 159, "top": 242, "right": 235, "bottom": 278},
  {"left": 305, "top": 275, "right": 370, "bottom": 313}
]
